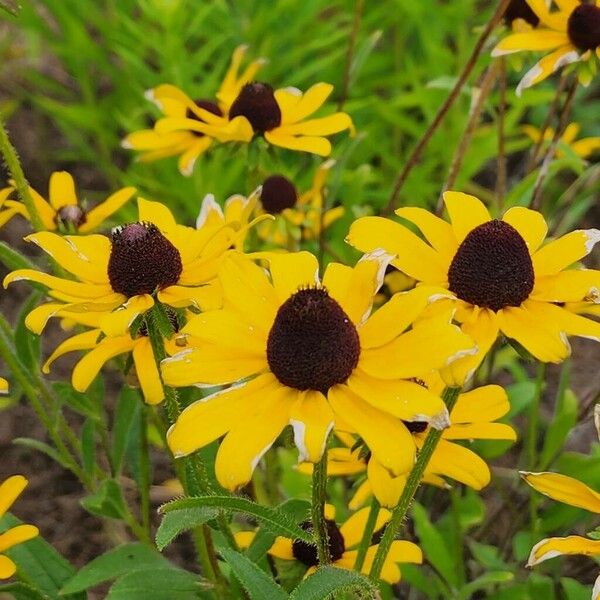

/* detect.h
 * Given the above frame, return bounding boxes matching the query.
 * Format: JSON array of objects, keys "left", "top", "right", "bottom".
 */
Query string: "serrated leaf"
[
  {"left": 61, "top": 543, "right": 170, "bottom": 594},
  {"left": 155, "top": 507, "right": 218, "bottom": 551},
  {"left": 288, "top": 566, "right": 376, "bottom": 600},
  {"left": 160, "top": 496, "right": 311, "bottom": 542},
  {"left": 106, "top": 567, "right": 200, "bottom": 599},
  {"left": 220, "top": 547, "right": 287, "bottom": 600}
]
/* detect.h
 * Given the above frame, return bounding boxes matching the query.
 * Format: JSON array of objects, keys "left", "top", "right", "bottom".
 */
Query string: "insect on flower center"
[
  {"left": 108, "top": 222, "right": 183, "bottom": 297},
  {"left": 292, "top": 520, "right": 345, "bottom": 567},
  {"left": 266, "top": 288, "right": 360, "bottom": 394},
  {"left": 229, "top": 82, "right": 282, "bottom": 133},
  {"left": 186, "top": 99, "right": 223, "bottom": 138},
  {"left": 567, "top": 3, "right": 600, "bottom": 51},
  {"left": 503, "top": 0, "right": 540, "bottom": 27},
  {"left": 260, "top": 175, "right": 298, "bottom": 214},
  {"left": 56, "top": 205, "right": 87, "bottom": 229},
  {"left": 447, "top": 220, "right": 534, "bottom": 312}
]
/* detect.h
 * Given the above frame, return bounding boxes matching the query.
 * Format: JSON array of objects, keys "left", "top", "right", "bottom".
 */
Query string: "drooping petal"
[
  {"left": 177, "top": 137, "right": 213, "bottom": 177},
  {"left": 48, "top": 171, "right": 78, "bottom": 210},
  {"left": 339, "top": 506, "right": 391, "bottom": 549},
  {"left": 42, "top": 329, "right": 101, "bottom": 374},
  {"left": 521, "top": 471, "right": 600, "bottom": 513},
  {"left": 442, "top": 191, "right": 491, "bottom": 243},
  {"left": 289, "top": 390, "right": 334, "bottom": 463},
  {"left": 451, "top": 385, "right": 509, "bottom": 423},
  {"left": 367, "top": 458, "right": 406, "bottom": 508},
  {"left": 132, "top": 338, "right": 164, "bottom": 405},
  {"left": 502, "top": 207, "right": 548, "bottom": 253},
  {"left": 516, "top": 46, "right": 580, "bottom": 96},
  {"left": 328, "top": 385, "right": 415, "bottom": 476},
  {"left": 443, "top": 422, "right": 517, "bottom": 441},
  {"left": 527, "top": 535, "right": 600, "bottom": 567},
  {"left": 425, "top": 439, "right": 491, "bottom": 489}
]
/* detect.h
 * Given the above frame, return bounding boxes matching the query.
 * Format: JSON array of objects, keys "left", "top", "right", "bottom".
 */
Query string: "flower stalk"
[
  {"left": 354, "top": 498, "right": 380, "bottom": 572},
  {"left": 369, "top": 386, "right": 462, "bottom": 581},
  {"left": 312, "top": 446, "right": 331, "bottom": 565}
]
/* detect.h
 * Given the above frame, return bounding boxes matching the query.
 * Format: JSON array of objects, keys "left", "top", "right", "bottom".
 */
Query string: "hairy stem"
[
  {"left": 312, "top": 447, "right": 331, "bottom": 565},
  {"left": 354, "top": 498, "right": 380, "bottom": 572}
]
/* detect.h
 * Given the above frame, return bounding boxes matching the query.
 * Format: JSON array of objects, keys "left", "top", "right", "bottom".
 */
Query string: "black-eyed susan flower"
[
  {"left": 522, "top": 470, "right": 600, "bottom": 599},
  {"left": 4, "top": 198, "right": 226, "bottom": 339},
  {"left": 492, "top": 0, "right": 600, "bottom": 94},
  {"left": 162, "top": 250, "right": 475, "bottom": 491},
  {"left": 255, "top": 161, "right": 344, "bottom": 247},
  {"left": 0, "top": 171, "right": 135, "bottom": 232},
  {"left": 347, "top": 191, "right": 600, "bottom": 385},
  {"left": 522, "top": 122, "right": 600, "bottom": 159},
  {"left": 235, "top": 504, "right": 422, "bottom": 583},
  {"left": 122, "top": 45, "right": 263, "bottom": 175},
  {"left": 300, "top": 377, "right": 516, "bottom": 509},
  {"left": 157, "top": 80, "right": 354, "bottom": 157},
  {"left": 0, "top": 475, "right": 39, "bottom": 579},
  {"left": 40, "top": 308, "right": 181, "bottom": 405}
]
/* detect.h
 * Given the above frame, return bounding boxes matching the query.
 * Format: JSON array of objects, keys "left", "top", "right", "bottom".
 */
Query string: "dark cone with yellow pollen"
[
  {"left": 229, "top": 82, "right": 281, "bottom": 133},
  {"left": 56, "top": 205, "right": 87, "bottom": 229},
  {"left": 261, "top": 175, "right": 298, "bottom": 214},
  {"left": 448, "top": 220, "right": 534, "bottom": 312},
  {"left": 108, "top": 222, "right": 182, "bottom": 297},
  {"left": 292, "top": 520, "right": 345, "bottom": 567},
  {"left": 504, "top": 0, "right": 540, "bottom": 27},
  {"left": 267, "top": 288, "right": 360, "bottom": 393},
  {"left": 568, "top": 3, "right": 600, "bottom": 51}
]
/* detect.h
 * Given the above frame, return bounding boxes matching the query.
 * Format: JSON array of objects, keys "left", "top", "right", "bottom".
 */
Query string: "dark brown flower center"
[
  {"left": 266, "top": 288, "right": 360, "bottom": 394},
  {"left": 56, "top": 205, "right": 87, "bottom": 229},
  {"left": 568, "top": 3, "right": 600, "bottom": 50},
  {"left": 261, "top": 175, "right": 298, "bottom": 214},
  {"left": 186, "top": 99, "right": 223, "bottom": 138},
  {"left": 292, "top": 520, "right": 345, "bottom": 567},
  {"left": 108, "top": 222, "right": 182, "bottom": 297},
  {"left": 229, "top": 82, "right": 281, "bottom": 133},
  {"left": 448, "top": 220, "right": 534, "bottom": 312},
  {"left": 504, "top": 0, "right": 540, "bottom": 27}
]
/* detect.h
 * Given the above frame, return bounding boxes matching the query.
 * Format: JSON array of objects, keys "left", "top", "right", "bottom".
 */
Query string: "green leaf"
[
  {"left": 561, "top": 577, "right": 592, "bottom": 600},
  {"left": 0, "top": 582, "right": 47, "bottom": 600},
  {"left": 412, "top": 502, "right": 458, "bottom": 588},
  {"left": 0, "top": 242, "right": 38, "bottom": 274},
  {"left": 468, "top": 541, "right": 509, "bottom": 571},
  {"left": 80, "top": 478, "right": 128, "bottom": 520},
  {"left": 61, "top": 543, "right": 170, "bottom": 594},
  {"left": 155, "top": 507, "right": 218, "bottom": 551},
  {"left": 112, "top": 386, "right": 142, "bottom": 475},
  {"left": 106, "top": 567, "right": 201, "bottom": 599},
  {"left": 538, "top": 389, "right": 578, "bottom": 470},
  {"left": 288, "top": 566, "right": 376, "bottom": 600},
  {"left": 12, "top": 438, "right": 74, "bottom": 472},
  {"left": 0, "top": 514, "right": 82, "bottom": 600},
  {"left": 0, "top": 0, "right": 21, "bottom": 17},
  {"left": 14, "top": 292, "right": 42, "bottom": 371},
  {"left": 52, "top": 381, "right": 101, "bottom": 421},
  {"left": 81, "top": 418, "right": 97, "bottom": 478},
  {"left": 160, "top": 496, "right": 311, "bottom": 542},
  {"left": 458, "top": 571, "right": 514, "bottom": 600},
  {"left": 220, "top": 547, "right": 288, "bottom": 600}
]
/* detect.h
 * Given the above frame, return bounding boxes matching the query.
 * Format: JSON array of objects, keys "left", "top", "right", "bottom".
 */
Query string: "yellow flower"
[
  {"left": 347, "top": 191, "right": 600, "bottom": 385},
  {"left": 255, "top": 160, "right": 344, "bottom": 247},
  {"left": 522, "top": 122, "right": 600, "bottom": 158},
  {"left": 0, "top": 476, "right": 39, "bottom": 579},
  {"left": 492, "top": 0, "right": 600, "bottom": 95},
  {"left": 0, "top": 171, "right": 135, "bottom": 232},
  {"left": 157, "top": 80, "right": 354, "bottom": 157},
  {"left": 162, "top": 251, "right": 475, "bottom": 491},
  {"left": 235, "top": 504, "right": 422, "bottom": 584},
  {"left": 123, "top": 45, "right": 263, "bottom": 175},
  {"left": 0, "top": 378, "right": 7, "bottom": 394},
  {"left": 522, "top": 470, "right": 600, "bottom": 599},
  {"left": 300, "top": 379, "right": 516, "bottom": 509},
  {"left": 4, "top": 198, "right": 226, "bottom": 340}
]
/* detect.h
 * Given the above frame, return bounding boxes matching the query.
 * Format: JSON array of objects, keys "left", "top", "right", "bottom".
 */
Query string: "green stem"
[
  {"left": 354, "top": 498, "right": 380, "bottom": 572},
  {"left": 369, "top": 387, "right": 461, "bottom": 582},
  {"left": 312, "top": 447, "right": 331, "bottom": 565},
  {"left": 139, "top": 405, "right": 152, "bottom": 538},
  {"left": 0, "top": 117, "right": 46, "bottom": 231},
  {"left": 450, "top": 487, "right": 465, "bottom": 587}
]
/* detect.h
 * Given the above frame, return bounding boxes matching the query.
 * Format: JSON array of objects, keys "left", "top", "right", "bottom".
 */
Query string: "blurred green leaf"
[{"left": 81, "top": 478, "right": 128, "bottom": 520}]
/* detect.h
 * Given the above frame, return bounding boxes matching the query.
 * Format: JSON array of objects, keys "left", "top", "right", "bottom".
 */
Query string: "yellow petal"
[
  {"left": 516, "top": 46, "right": 580, "bottom": 96},
  {"left": 264, "top": 131, "right": 332, "bottom": 156},
  {"left": 339, "top": 506, "right": 391, "bottom": 549},
  {"left": 443, "top": 422, "right": 517, "bottom": 441},
  {"left": 278, "top": 83, "right": 333, "bottom": 124},
  {"left": 328, "top": 385, "right": 415, "bottom": 476},
  {"left": 395, "top": 206, "right": 458, "bottom": 258},
  {"left": 358, "top": 285, "right": 452, "bottom": 348},
  {"left": 442, "top": 191, "right": 491, "bottom": 243},
  {"left": 177, "top": 137, "right": 212, "bottom": 176},
  {"left": 348, "top": 480, "right": 373, "bottom": 510},
  {"left": 521, "top": 471, "right": 600, "bottom": 513},
  {"left": 532, "top": 269, "right": 600, "bottom": 303},
  {"left": 289, "top": 390, "right": 334, "bottom": 463},
  {"left": 527, "top": 535, "right": 600, "bottom": 567},
  {"left": 234, "top": 531, "right": 256, "bottom": 550},
  {"left": 158, "top": 282, "right": 222, "bottom": 311},
  {"left": 0, "top": 555, "right": 16, "bottom": 579},
  {"left": 367, "top": 458, "right": 405, "bottom": 508},
  {"left": 347, "top": 217, "right": 448, "bottom": 284},
  {"left": 451, "top": 384, "right": 509, "bottom": 423},
  {"left": 532, "top": 300, "right": 600, "bottom": 343},
  {"left": 79, "top": 187, "right": 137, "bottom": 233},
  {"left": 0, "top": 475, "right": 27, "bottom": 519},
  {"left": 268, "top": 537, "right": 295, "bottom": 560},
  {"left": 42, "top": 329, "right": 101, "bottom": 374},
  {"left": 137, "top": 198, "right": 177, "bottom": 232},
  {"left": 100, "top": 294, "right": 154, "bottom": 337},
  {"left": 215, "top": 384, "right": 295, "bottom": 490},
  {"left": 533, "top": 229, "right": 600, "bottom": 275},
  {"left": 277, "top": 113, "right": 353, "bottom": 136},
  {"left": 502, "top": 206, "right": 548, "bottom": 253},
  {"left": 132, "top": 338, "right": 164, "bottom": 405},
  {"left": 258, "top": 251, "right": 319, "bottom": 302},
  {"left": 28, "top": 186, "right": 57, "bottom": 229},
  {"left": 0, "top": 378, "right": 8, "bottom": 394},
  {"left": 72, "top": 336, "right": 134, "bottom": 392},
  {"left": 492, "top": 30, "right": 570, "bottom": 55},
  {"left": 571, "top": 137, "right": 600, "bottom": 158},
  {"left": 166, "top": 374, "right": 277, "bottom": 457},
  {"left": 48, "top": 171, "right": 78, "bottom": 210},
  {"left": 0, "top": 524, "right": 39, "bottom": 553},
  {"left": 426, "top": 439, "right": 490, "bottom": 489}
]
